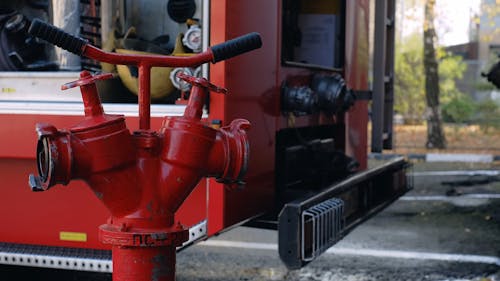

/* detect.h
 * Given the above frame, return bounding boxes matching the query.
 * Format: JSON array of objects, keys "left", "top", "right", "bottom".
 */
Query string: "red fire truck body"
[{"left": 0, "top": 0, "right": 406, "bottom": 277}]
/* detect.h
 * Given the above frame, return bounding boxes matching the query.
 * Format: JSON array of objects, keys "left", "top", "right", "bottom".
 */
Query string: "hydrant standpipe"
[{"left": 27, "top": 19, "right": 261, "bottom": 281}]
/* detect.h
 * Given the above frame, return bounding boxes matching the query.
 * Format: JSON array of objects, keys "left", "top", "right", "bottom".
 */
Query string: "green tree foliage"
[
  {"left": 438, "top": 49, "right": 472, "bottom": 123},
  {"left": 442, "top": 95, "right": 475, "bottom": 123},
  {"left": 394, "top": 33, "right": 467, "bottom": 124},
  {"left": 394, "top": 34, "right": 425, "bottom": 124},
  {"left": 474, "top": 99, "right": 500, "bottom": 132},
  {"left": 437, "top": 49, "right": 467, "bottom": 103}
]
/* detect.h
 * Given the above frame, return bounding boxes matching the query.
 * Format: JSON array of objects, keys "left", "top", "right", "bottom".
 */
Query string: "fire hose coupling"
[
  {"left": 29, "top": 71, "right": 135, "bottom": 192},
  {"left": 29, "top": 124, "right": 72, "bottom": 192},
  {"left": 209, "top": 119, "right": 251, "bottom": 190},
  {"left": 281, "top": 73, "right": 355, "bottom": 115},
  {"left": 29, "top": 119, "right": 135, "bottom": 190},
  {"left": 160, "top": 73, "right": 251, "bottom": 190},
  {"left": 175, "top": 72, "right": 251, "bottom": 188}
]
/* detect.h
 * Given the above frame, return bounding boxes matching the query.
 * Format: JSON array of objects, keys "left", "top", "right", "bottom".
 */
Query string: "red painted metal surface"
[
  {"left": 28, "top": 67, "right": 250, "bottom": 280},
  {"left": 0, "top": 0, "right": 373, "bottom": 279},
  {"left": 206, "top": 0, "right": 371, "bottom": 230},
  {"left": 344, "top": 0, "right": 371, "bottom": 170},
  {"left": 209, "top": 0, "right": 279, "bottom": 230}
]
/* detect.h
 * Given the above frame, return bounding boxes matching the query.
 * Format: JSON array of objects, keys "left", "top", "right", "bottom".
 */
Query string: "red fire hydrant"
[
  {"left": 29, "top": 70, "right": 250, "bottom": 281},
  {"left": 27, "top": 19, "right": 261, "bottom": 281}
]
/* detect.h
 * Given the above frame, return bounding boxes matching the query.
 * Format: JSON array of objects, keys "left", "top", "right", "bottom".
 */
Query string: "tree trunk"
[{"left": 423, "top": 0, "right": 446, "bottom": 149}]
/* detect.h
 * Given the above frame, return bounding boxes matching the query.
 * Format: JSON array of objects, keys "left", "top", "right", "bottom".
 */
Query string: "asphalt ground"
[
  {"left": 175, "top": 160, "right": 500, "bottom": 281},
  {"left": 1, "top": 160, "right": 499, "bottom": 281}
]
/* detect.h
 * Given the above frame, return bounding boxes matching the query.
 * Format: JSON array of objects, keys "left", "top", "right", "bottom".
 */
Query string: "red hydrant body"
[
  {"left": 27, "top": 19, "right": 260, "bottom": 280},
  {"left": 30, "top": 71, "right": 250, "bottom": 281}
]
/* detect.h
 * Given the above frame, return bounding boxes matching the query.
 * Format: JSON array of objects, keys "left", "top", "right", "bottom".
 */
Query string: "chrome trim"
[
  {"left": 0, "top": 71, "right": 81, "bottom": 78},
  {"left": 0, "top": 253, "right": 112, "bottom": 273},
  {"left": 181, "top": 220, "right": 208, "bottom": 248},
  {"left": 202, "top": 0, "right": 210, "bottom": 79},
  {"left": 0, "top": 243, "right": 111, "bottom": 273},
  {"left": 0, "top": 101, "right": 208, "bottom": 117},
  {"left": 0, "top": 220, "right": 208, "bottom": 272}
]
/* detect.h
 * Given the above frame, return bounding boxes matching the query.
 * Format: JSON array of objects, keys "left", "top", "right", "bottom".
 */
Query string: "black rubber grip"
[
  {"left": 28, "top": 18, "right": 87, "bottom": 56},
  {"left": 211, "top": 32, "right": 262, "bottom": 63}
]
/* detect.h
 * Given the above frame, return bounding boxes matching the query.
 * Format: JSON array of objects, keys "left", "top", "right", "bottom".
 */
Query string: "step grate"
[{"left": 301, "top": 198, "right": 344, "bottom": 261}]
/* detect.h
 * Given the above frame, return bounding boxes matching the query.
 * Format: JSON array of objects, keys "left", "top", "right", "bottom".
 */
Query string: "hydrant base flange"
[{"left": 99, "top": 224, "right": 189, "bottom": 248}]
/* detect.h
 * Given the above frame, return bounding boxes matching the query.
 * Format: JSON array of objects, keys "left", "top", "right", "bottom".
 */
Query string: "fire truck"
[{"left": 0, "top": 0, "right": 408, "bottom": 280}]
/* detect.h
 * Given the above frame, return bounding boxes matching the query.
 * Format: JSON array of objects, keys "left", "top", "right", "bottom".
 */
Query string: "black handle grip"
[
  {"left": 211, "top": 32, "right": 262, "bottom": 63},
  {"left": 28, "top": 18, "right": 87, "bottom": 56}
]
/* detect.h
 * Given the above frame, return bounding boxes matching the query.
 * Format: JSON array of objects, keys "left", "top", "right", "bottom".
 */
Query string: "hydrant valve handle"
[
  {"left": 210, "top": 32, "right": 262, "bottom": 63},
  {"left": 177, "top": 72, "right": 228, "bottom": 94},
  {"left": 28, "top": 18, "right": 88, "bottom": 56},
  {"left": 61, "top": 72, "right": 115, "bottom": 90}
]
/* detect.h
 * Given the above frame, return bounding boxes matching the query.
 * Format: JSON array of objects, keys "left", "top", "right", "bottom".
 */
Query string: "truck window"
[
  {"left": 282, "top": 0, "right": 345, "bottom": 70},
  {"left": 0, "top": 0, "right": 208, "bottom": 109}
]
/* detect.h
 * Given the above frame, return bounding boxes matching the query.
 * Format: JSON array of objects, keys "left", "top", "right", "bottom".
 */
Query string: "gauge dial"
[{"left": 182, "top": 25, "right": 202, "bottom": 53}]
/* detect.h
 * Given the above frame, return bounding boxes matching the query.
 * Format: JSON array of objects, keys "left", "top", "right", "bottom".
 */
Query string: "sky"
[
  {"left": 436, "top": 0, "right": 481, "bottom": 46},
  {"left": 399, "top": 0, "right": 481, "bottom": 46}
]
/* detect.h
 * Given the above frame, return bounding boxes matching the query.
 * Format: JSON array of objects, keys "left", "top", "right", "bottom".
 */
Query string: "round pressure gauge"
[
  {"left": 170, "top": 67, "right": 194, "bottom": 92},
  {"left": 182, "top": 25, "right": 202, "bottom": 53}
]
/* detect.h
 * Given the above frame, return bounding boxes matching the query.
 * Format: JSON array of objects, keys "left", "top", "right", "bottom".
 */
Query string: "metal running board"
[
  {"left": 0, "top": 220, "right": 208, "bottom": 272},
  {"left": 278, "top": 157, "right": 411, "bottom": 269},
  {"left": 0, "top": 243, "right": 112, "bottom": 272}
]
